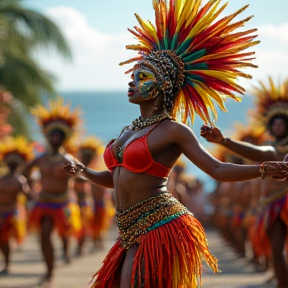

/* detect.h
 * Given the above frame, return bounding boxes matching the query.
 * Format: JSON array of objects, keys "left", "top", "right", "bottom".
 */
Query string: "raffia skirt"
[
  {"left": 29, "top": 192, "right": 81, "bottom": 238},
  {"left": 91, "top": 192, "right": 219, "bottom": 288},
  {"left": 0, "top": 206, "right": 26, "bottom": 245}
]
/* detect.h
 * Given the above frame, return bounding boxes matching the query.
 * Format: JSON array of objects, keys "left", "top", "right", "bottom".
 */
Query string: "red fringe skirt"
[
  {"left": 91, "top": 200, "right": 110, "bottom": 238},
  {"left": 29, "top": 197, "right": 81, "bottom": 238},
  {"left": 78, "top": 200, "right": 93, "bottom": 238},
  {"left": 91, "top": 192, "right": 219, "bottom": 288},
  {"left": 251, "top": 192, "right": 288, "bottom": 258},
  {"left": 0, "top": 206, "right": 26, "bottom": 245}
]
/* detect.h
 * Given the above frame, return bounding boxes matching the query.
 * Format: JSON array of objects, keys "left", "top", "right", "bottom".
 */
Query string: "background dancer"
[
  {"left": 24, "top": 98, "right": 82, "bottom": 286},
  {"left": 0, "top": 137, "right": 33, "bottom": 275},
  {"left": 201, "top": 77, "right": 288, "bottom": 288}
]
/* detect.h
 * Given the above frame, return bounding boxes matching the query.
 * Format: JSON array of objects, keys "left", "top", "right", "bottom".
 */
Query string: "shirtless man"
[{"left": 24, "top": 99, "right": 82, "bottom": 286}]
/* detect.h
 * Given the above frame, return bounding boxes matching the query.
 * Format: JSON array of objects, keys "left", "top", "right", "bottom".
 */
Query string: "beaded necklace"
[
  {"left": 130, "top": 111, "right": 171, "bottom": 131},
  {"left": 115, "top": 112, "right": 171, "bottom": 162}
]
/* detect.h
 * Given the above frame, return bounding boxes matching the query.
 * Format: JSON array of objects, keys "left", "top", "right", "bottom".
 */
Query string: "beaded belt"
[
  {"left": 116, "top": 192, "right": 190, "bottom": 249},
  {"left": 39, "top": 191, "right": 70, "bottom": 203},
  {"left": 258, "top": 188, "right": 288, "bottom": 211}
]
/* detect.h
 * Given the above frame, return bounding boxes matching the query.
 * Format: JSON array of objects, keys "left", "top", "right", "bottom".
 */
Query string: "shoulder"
[
  {"left": 159, "top": 119, "right": 191, "bottom": 133},
  {"left": 158, "top": 120, "right": 196, "bottom": 141},
  {"left": 275, "top": 144, "right": 288, "bottom": 155},
  {"left": 26, "top": 152, "right": 46, "bottom": 167},
  {"left": 121, "top": 125, "right": 131, "bottom": 133}
]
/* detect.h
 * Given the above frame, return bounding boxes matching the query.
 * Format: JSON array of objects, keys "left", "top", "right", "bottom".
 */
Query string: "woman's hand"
[
  {"left": 63, "top": 156, "right": 86, "bottom": 176},
  {"left": 200, "top": 124, "right": 225, "bottom": 144},
  {"left": 260, "top": 161, "right": 288, "bottom": 181}
]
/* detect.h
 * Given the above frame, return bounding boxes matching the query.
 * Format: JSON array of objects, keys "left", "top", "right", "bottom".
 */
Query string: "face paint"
[{"left": 133, "top": 69, "right": 158, "bottom": 98}]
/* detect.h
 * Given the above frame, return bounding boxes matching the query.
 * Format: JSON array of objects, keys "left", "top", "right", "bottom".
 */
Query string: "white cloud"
[
  {"left": 39, "top": 7, "right": 136, "bottom": 91},
  {"left": 258, "top": 24, "right": 288, "bottom": 42},
  {"left": 38, "top": 7, "right": 288, "bottom": 91}
]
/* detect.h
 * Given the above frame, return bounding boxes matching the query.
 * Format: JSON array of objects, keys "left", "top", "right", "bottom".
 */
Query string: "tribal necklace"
[
  {"left": 130, "top": 111, "right": 171, "bottom": 131},
  {"left": 115, "top": 111, "right": 171, "bottom": 162}
]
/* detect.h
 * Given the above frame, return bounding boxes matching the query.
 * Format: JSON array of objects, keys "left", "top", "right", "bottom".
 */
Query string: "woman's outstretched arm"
[
  {"left": 200, "top": 124, "right": 281, "bottom": 162},
  {"left": 170, "top": 122, "right": 288, "bottom": 182},
  {"left": 63, "top": 156, "right": 114, "bottom": 188}
]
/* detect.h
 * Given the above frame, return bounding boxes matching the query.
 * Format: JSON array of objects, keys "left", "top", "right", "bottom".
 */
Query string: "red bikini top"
[{"left": 103, "top": 123, "right": 171, "bottom": 178}]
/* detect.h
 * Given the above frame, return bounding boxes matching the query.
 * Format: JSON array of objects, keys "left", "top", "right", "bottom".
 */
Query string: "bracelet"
[
  {"left": 260, "top": 163, "right": 267, "bottom": 179},
  {"left": 79, "top": 165, "right": 87, "bottom": 174},
  {"left": 222, "top": 137, "right": 230, "bottom": 143}
]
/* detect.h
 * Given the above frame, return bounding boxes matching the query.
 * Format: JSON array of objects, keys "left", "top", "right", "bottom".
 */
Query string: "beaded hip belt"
[
  {"left": 116, "top": 192, "right": 190, "bottom": 249},
  {"left": 258, "top": 188, "right": 288, "bottom": 211},
  {"left": 39, "top": 191, "right": 70, "bottom": 203}
]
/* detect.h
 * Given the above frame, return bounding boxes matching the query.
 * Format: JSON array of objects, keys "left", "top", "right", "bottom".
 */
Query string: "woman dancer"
[
  {"left": 64, "top": 1, "right": 288, "bottom": 287},
  {"left": 73, "top": 136, "right": 102, "bottom": 255},
  {"left": 201, "top": 77, "right": 288, "bottom": 288}
]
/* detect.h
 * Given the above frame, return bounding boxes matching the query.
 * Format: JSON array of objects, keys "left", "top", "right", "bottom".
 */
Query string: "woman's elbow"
[{"left": 208, "top": 164, "right": 228, "bottom": 182}]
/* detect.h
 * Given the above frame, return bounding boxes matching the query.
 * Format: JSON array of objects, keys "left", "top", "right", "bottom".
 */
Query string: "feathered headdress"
[
  {"left": 250, "top": 77, "right": 288, "bottom": 127},
  {"left": 120, "top": 0, "right": 259, "bottom": 125},
  {"left": 31, "top": 98, "right": 82, "bottom": 140},
  {"left": 0, "top": 136, "right": 34, "bottom": 164},
  {"left": 78, "top": 136, "right": 103, "bottom": 157},
  {"left": 232, "top": 122, "right": 270, "bottom": 145}
]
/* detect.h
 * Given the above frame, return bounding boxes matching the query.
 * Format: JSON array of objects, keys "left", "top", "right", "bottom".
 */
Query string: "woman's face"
[
  {"left": 127, "top": 67, "right": 158, "bottom": 104},
  {"left": 270, "top": 118, "right": 288, "bottom": 138}
]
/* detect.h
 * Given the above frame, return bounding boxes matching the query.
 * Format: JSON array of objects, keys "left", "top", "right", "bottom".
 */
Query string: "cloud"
[
  {"left": 40, "top": 7, "right": 136, "bottom": 91},
  {"left": 38, "top": 7, "right": 288, "bottom": 91},
  {"left": 258, "top": 24, "right": 288, "bottom": 42}
]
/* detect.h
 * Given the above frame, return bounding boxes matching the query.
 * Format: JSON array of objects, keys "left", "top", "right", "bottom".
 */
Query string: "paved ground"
[{"left": 0, "top": 226, "right": 274, "bottom": 288}]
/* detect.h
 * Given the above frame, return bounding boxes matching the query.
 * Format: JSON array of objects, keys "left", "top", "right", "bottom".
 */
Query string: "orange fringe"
[
  {"left": 0, "top": 206, "right": 26, "bottom": 245},
  {"left": 91, "top": 214, "right": 219, "bottom": 288},
  {"left": 91, "top": 201, "right": 110, "bottom": 238},
  {"left": 79, "top": 201, "right": 94, "bottom": 238},
  {"left": 28, "top": 201, "right": 81, "bottom": 238}
]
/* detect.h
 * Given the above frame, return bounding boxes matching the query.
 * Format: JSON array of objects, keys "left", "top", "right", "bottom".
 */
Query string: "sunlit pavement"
[{"left": 0, "top": 226, "right": 273, "bottom": 288}]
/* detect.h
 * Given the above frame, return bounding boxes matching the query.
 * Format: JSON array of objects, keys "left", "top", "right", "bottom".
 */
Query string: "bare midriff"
[{"left": 112, "top": 166, "right": 168, "bottom": 212}]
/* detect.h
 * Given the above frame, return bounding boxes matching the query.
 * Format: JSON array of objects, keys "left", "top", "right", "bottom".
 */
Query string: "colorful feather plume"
[
  {"left": 31, "top": 98, "right": 82, "bottom": 140},
  {"left": 0, "top": 136, "right": 34, "bottom": 163},
  {"left": 250, "top": 77, "right": 288, "bottom": 127},
  {"left": 120, "top": 0, "right": 259, "bottom": 125}
]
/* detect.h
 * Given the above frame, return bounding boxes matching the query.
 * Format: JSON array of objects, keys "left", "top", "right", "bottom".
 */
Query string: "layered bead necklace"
[
  {"left": 115, "top": 111, "right": 171, "bottom": 162},
  {"left": 130, "top": 111, "right": 171, "bottom": 131}
]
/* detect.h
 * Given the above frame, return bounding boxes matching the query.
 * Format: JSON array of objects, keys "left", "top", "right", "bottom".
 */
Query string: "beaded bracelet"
[
  {"left": 222, "top": 137, "right": 231, "bottom": 143},
  {"left": 260, "top": 163, "right": 267, "bottom": 179}
]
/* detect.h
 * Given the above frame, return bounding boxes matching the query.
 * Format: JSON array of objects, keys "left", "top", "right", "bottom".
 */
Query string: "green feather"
[
  {"left": 176, "top": 38, "right": 193, "bottom": 55},
  {"left": 183, "top": 49, "right": 206, "bottom": 63},
  {"left": 170, "top": 33, "right": 179, "bottom": 50},
  {"left": 186, "top": 62, "right": 209, "bottom": 70},
  {"left": 186, "top": 74, "right": 204, "bottom": 83}
]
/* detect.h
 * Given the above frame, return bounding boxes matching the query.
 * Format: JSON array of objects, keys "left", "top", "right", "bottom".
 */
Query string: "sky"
[{"left": 23, "top": 0, "right": 288, "bottom": 92}]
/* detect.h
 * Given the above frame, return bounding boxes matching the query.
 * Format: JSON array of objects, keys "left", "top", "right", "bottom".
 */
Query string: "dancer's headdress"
[
  {"left": 0, "top": 136, "right": 33, "bottom": 164},
  {"left": 78, "top": 136, "right": 103, "bottom": 157},
  {"left": 232, "top": 122, "right": 270, "bottom": 145},
  {"left": 120, "top": 0, "right": 259, "bottom": 125},
  {"left": 250, "top": 77, "right": 288, "bottom": 127},
  {"left": 31, "top": 98, "right": 82, "bottom": 140}
]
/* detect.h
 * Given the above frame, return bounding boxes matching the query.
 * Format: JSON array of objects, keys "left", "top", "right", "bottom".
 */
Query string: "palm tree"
[{"left": 0, "top": 0, "right": 72, "bottom": 136}]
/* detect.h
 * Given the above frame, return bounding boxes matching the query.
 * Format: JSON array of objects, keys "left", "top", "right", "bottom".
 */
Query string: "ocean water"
[{"left": 30, "top": 91, "right": 255, "bottom": 192}]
